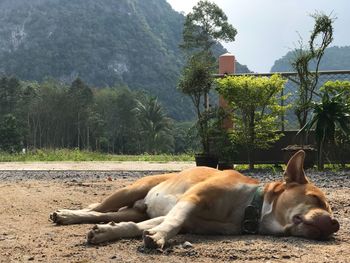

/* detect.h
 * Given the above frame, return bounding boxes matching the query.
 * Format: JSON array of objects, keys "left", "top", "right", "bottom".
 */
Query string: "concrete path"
[{"left": 0, "top": 161, "right": 196, "bottom": 171}]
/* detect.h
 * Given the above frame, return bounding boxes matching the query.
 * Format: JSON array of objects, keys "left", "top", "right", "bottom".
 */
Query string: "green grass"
[
  {"left": 234, "top": 164, "right": 285, "bottom": 173},
  {"left": 0, "top": 149, "right": 194, "bottom": 162}
]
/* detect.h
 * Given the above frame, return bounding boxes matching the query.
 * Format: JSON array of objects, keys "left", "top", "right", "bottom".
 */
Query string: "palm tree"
[
  {"left": 135, "top": 97, "right": 173, "bottom": 154},
  {"left": 299, "top": 91, "right": 350, "bottom": 169}
]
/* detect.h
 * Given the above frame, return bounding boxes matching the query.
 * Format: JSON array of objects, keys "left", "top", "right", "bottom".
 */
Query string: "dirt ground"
[{"left": 0, "top": 170, "right": 349, "bottom": 263}]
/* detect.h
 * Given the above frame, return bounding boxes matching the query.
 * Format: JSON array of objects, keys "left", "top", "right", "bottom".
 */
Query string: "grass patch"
[
  {"left": 235, "top": 164, "right": 285, "bottom": 173},
  {"left": 0, "top": 149, "right": 194, "bottom": 162}
]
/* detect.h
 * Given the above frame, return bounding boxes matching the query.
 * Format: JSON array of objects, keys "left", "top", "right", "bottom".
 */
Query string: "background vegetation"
[
  {"left": 0, "top": 0, "right": 250, "bottom": 121},
  {"left": 271, "top": 46, "right": 350, "bottom": 72},
  {"left": 0, "top": 76, "right": 200, "bottom": 154}
]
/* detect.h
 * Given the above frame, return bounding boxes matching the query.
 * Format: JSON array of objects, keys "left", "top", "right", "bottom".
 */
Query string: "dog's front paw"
[
  {"left": 142, "top": 230, "right": 166, "bottom": 249},
  {"left": 87, "top": 222, "right": 117, "bottom": 244}
]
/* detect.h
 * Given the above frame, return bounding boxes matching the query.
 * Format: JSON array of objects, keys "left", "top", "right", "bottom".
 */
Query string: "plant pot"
[
  {"left": 195, "top": 154, "right": 218, "bottom": 168},
  {"left": 218, "top": 161, "right": 233, "bottom": 170},
  {"left": 282, "top": 145, "right": 317, "bottom": 169}
]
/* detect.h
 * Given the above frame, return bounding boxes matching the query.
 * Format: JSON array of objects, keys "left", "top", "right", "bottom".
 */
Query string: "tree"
[
  {"left": 0, "top": 76, "right": 22, "bottom": 116},
  {"left": 217, "top": 74, "right": 288, "bottom": 169},
  {"left": 135, "top": 97, "right": 173, "bottom": 154},
  {"left": 94, "top": 87, "right": 140, "bottom": 153},
  {"left": 67, "top": 78, "right": 93, "bottom": 149},
  {"left": 181, "top": 0, "right": 237, "bottom": 52},
  {"left": 173, "top": 122, "right": 200, "bottom": 154},
  {"left": 292, "top": 13, "right": 334, "bottom": 131},
  {"left": 179, "top": 0, "right": 237, "bottom": 155},
  {"left": 178, "top": 52, "right": 213, "bottom": 153},
  {"left": 0, "top": 114, "right": 22, "bottom": 152}
]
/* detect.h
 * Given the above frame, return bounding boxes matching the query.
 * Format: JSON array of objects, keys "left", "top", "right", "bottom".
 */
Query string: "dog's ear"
[{"left": 283, "top": 150, "right": 309, "bottom": 185}]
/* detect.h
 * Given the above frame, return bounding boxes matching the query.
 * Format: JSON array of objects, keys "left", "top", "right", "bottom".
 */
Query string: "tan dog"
[{"left": 50, "top": 150, "right": 339, "bottom": 248}]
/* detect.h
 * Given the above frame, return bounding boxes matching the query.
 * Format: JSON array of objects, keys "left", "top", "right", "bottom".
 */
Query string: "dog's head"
[{"left": 263, "top": 150, "right": 339, "bottom": 240}]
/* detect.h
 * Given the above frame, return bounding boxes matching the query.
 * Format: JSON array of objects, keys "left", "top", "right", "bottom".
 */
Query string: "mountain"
[
  {"left": 0, "top": 0, "right": 250, "bottom": 120},
  {"left": 271, "top": 46, "right": 350, "bottom": 72}
]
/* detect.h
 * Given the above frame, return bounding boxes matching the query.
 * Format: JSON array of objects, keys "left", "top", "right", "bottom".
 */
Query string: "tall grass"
[{"left": 0, "top": 149, "right": 194, "bottom": 162}]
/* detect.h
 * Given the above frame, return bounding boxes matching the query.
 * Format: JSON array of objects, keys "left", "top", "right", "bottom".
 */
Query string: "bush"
[{"left": 216, "top": 74, "right": 289, "bottom": 169}]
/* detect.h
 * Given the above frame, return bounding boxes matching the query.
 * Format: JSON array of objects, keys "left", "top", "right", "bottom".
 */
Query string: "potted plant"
[
  {"left": 292, "top": 13, "right": 334, "bottom": 132},
  {"left": 281, "top": 144, "right": 317, "bottom": 169},
  {"left": 179, "top": 1, "right": 237, "bottom": 168},
  {"left": 216, "top": 74, "right": 288, "bottom": 170},
  {"left": 178, "top": 52, "right": 218, "bottom": 167},
  {"left": 298, "top": 89, "right": 350, "bottom": 170},
  {"left": 208, "top": 108, "right": 237, "bottom": 170},
  {"left": 282, "top": 13, "right": 334, "bottom": 167}
]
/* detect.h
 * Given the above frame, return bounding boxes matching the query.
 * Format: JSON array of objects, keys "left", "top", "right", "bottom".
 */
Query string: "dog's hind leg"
[
  {"left": 93, "top": 173, "right": 175, "bottom": 213},
  {"left": 87, "top": 216, "right": 166, "bottom": 244},
  {"left": 50, "top": 173, "right": 174, "bottom": 225},
  {"left": 50, "top": 207, "right": 149, "bottom": 225}
]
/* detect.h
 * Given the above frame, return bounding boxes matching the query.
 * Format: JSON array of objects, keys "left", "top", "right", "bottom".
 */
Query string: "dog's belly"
[{"left": 144, "top": 181, "right": 186, "bottom": 218}]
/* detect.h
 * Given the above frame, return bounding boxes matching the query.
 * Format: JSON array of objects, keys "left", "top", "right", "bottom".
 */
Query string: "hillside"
[
  {"left": 0, "top": 0, "right": 249, "bottom": 120},
  {"left": 271, "top": 46, "right": 350, "bottom": 72}
]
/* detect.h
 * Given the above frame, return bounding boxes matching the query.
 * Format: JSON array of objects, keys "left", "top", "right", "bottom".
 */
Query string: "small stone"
[
  {"left": 28, "top": 257, "right": 34, "bottom": 261},
  {"left": 282, "top": 255, "right": 291, "bottom": 259},
  {"left": 182, "top": 241, "right": 193, "bottom": 249},
  {"left": 229, "top": 255, "right": 238, "bottom": 260}
]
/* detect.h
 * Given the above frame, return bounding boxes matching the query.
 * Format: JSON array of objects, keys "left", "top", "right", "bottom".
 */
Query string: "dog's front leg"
[
  {"left": 143, "top": 201, "right": 196, "bottom": 249},
  {"left": 87, "top": 216, "right": 166, "bottom": 244}
]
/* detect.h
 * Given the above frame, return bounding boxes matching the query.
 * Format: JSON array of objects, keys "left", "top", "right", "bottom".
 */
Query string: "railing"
[{"left": 215, "top": 70, "right": 350, "bottom": 131}]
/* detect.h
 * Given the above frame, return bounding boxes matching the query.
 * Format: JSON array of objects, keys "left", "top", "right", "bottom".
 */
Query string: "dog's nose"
[
  {"left": 331, "top": 219, "right": 340, "bottom": 233},
  {"left": 313, "top": 214, "right": 340, "bottom": 237}
]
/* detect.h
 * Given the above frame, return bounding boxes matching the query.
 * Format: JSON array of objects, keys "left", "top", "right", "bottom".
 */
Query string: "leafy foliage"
[
  {"left": 216, "top": 74, "right": 288, "bottom": 169},
  {"left": 271, "top": 46, "right": 350, "bottom": 72},
  {"left": 321, "top": 80, "right": 350, "bottom": 99},
  {"left": 0, "top": 114, "right": 22, "bottom": 152},
  {"left": 299, "top": 88, "right": 350, "bottom": 169},
  {"left": 0, "top": 0, "right": 249, "bottom": 121},
  {"left": 181, "top": 0, "right": 237, "bottom": 51},
  {"left": 0, "top": 76, "right": 199, "bottom": 154},
  {"left": 179, "top": 1, "right": 236, "bottom": 154},
  {"left": 135, "top": 97, "right": 173, "bottom": 154},
  {"left": 178, "top": 52, "right": 215, "bottom": 153},
  {"left": 291, "top": 13, "right": 334, "bottom": 129}
]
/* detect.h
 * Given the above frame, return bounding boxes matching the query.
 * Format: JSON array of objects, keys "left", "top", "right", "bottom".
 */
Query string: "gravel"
[{"left": 0, "top": 169, "right": 349, "bottom": 189}]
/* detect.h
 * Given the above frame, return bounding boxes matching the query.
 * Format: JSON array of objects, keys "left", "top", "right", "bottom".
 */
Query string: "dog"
[{"left": 50, "top": 150, "right": 339, "bottom": 248}]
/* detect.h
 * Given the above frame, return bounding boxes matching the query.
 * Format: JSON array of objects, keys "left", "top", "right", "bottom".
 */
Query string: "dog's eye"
[{"left": 308, "top": 194, "right": 327, "bottom": 209}]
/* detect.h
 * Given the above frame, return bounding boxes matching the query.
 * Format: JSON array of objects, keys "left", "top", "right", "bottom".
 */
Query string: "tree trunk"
[
  {"left": 317, "top": 141, "right": 324, "bottom": 170},
  {"left": 77, "top": 112, "right": 80, "bottom": 149},
  {"left": 248, "top": 110, "right": 255, "bottom": 170}
]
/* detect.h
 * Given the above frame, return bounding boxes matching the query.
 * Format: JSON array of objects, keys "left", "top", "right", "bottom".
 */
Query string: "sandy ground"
[{"left": 0, "top": 168, "right": 349, "bottom": 263}]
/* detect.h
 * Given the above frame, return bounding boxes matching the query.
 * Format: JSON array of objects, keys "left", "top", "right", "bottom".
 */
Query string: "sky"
[{"left": 166, "top": 0, "right": 350, "bottom": 73}]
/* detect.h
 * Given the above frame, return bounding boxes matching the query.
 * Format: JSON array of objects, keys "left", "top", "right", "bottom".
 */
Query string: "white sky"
[{"left": 166, "top": 0, "right": 350, "bottom": 72}]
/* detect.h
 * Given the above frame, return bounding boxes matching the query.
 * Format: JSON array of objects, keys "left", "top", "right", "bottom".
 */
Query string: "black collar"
[{"left": 241, "top": 186, "right": 264, "bottom": 234}]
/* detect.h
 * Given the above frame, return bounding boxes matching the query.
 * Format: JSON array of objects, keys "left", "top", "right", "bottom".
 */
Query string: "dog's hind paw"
[{"left": 49, "top": 210, "right": 81, "bottom": 225}]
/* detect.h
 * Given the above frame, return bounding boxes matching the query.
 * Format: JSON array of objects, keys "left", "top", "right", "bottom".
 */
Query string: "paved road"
[{"left": 0, "top": 161, "right": 196, "bottom": 171}]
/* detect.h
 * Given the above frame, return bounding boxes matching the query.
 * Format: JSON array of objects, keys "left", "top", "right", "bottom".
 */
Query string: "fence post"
[{"left": 218, "top": 53, "right": 235, "bottom": 129}]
